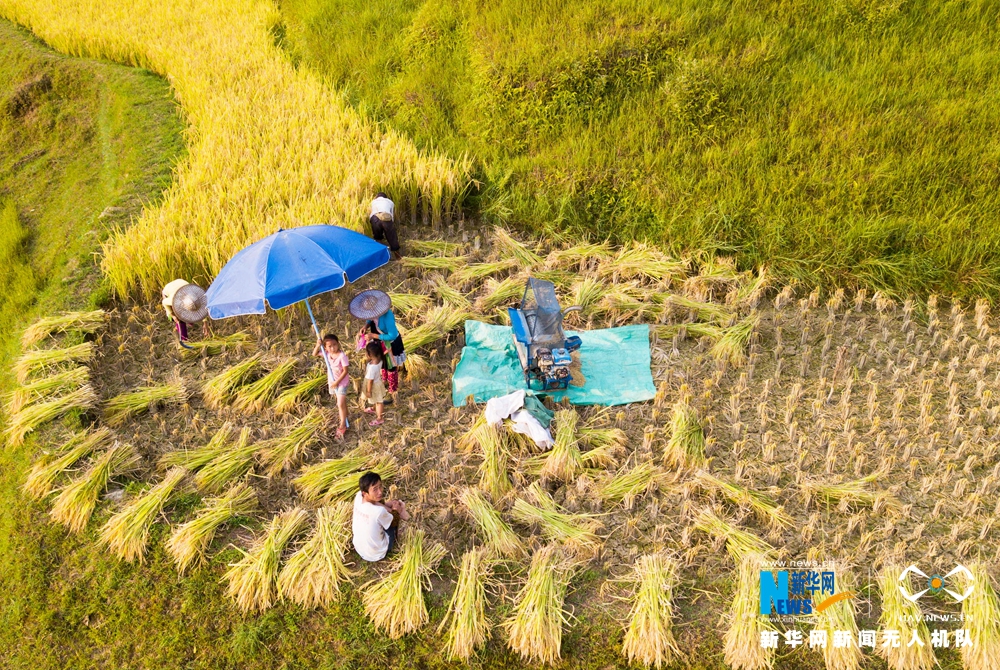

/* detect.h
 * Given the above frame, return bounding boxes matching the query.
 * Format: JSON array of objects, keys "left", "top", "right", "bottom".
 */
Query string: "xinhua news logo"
[
  {"left": 898, "top": 564, "right": 975, "bottom": 603},
  {"left": 760, "top": 568, "right": 852, "bottom": 616}
]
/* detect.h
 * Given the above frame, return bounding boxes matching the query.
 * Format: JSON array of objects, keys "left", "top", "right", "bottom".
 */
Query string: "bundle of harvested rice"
[
  {"left": 710, "top": 314, "right": 759, "bottom": 367},
  {"left": 599, "top": 462, "right": 665, "bottom": 507},
  {"left": 14, "top": 342, "right": 95, "bottom": 383},
  {"left": 694, "top": 508, "right": 774, "bottom": 563},
  {"left": 232, "top": 358, "right": 297, "bottom": 412},
  {"left": 99, "top": 467, "right": 187, "bottom": 563},
  {"left": 6, "top": 385, "right": 99, "bottom": 446},
  {"left": 166, "top": 483, "right": 257, "bottom": 574},
  {"left": 224, "top": 508, "right": 310, "bottom": 613},
  {"left": 599, "top": 243, "right": 686, "bottom": 284},
  {"left": 511, "top": 482, "right": 603, "bottom": 551},
  {"left": 201, "top": 354, "right": 263, "bottom": 409},
  {"left": 50, "top": 442, "right": 139, "bottom": 533},
  {"left": 292, "top": 449, "right": 369, "bottom": 502},
  {"left": 476, "top": 421, "right": 513, "bottom": 500},
  {"left": 459, "top": 487, "right": 523, "bottom": 557},
  {"left": 960, "top": 562, "right": 1000, "bottom": 670},
  {"left": 309, "top": 456, "right": 399, "bottom": 503},
  {"left": 663, "top": 390, "right": 706, "bottom": 469},
  {"left": 475, "top": 276, "right": 525, "bottom": 313},
  {"left": 545, "top": 242, "right": 613, "bottom": 269},
  {"left": 6, "top": 365, "right": 89, "bottom": 414},
  {"left": 23, "top": 427, "right": 113, "bottom": 499},
  {"left": 194, "top": 427, "right": 256, "bottom": 493},
  {"left": 502, "top": 544, "right": 575, "bottom": 664},
  {"left": 877, "top": 566, "right": 934, "bottom": 670},
  {"left": 622, "top": 553, "right": 681, "bottom": 669},
  {"left": 450, "top": 260, "right": 517, "bottom": 286},
  {"left": 21, "top": 310, "right": 106, "bottom": 346},
  {"left": 660, "top": 294, "right": 732, "bottom": 324},
  {"left": 695, "top": 471, "right": 793, "bottom": 529},
  {"left": 362, "top": 529, "right": 446, "bottom": 638},
  {"left": 258, "top": 408, "right": 327, "bottom": 477},
  {"left": 439, "top": 547, "right": 494, "bottom": 661},
  {"left": 724, "top": 552, "right": 776, "bottom": 670},
  {"left": 387, "top": 292, "right": 431, "bottom": 320},
  {"left": 407, "top": 239, "right": 461, "bottom": 256},
  {"left": 433, "top": 276, "right": 472, "bottom": 309},
  {"left": 273, "top": 371, "right": 326, "bottom": 413},
  {"left": 801, "top": 472, "right": 898, "bottom": 512},
  {"left": 491, "top": 227, "right": 542, "bottom": 268},
  {"left": 400, "top": 255, "right": 467, "bottom": 271},
  {"left": 103, "top": 381, "right": 187, "bottom": 427},
  {"left": 277, "top": 503, "right": 356, "bottom": 608},
  {"left": 810, "top": 569, "right": 861, "bottom": 670},
  {"left": 160, "top": 422, "right": 234, "bottom": 471},
  {"left": 538, "top": 409, "right": 583, "bottom": 482},
  {"left": 180, "top": 332, "right": 250, "bottom": 357}
]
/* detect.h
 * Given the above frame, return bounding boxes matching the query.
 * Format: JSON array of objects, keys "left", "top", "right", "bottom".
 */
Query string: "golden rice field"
[
  {"left": 11, "top": 225, "right": 1000, "bottom": 668},
  {"left": 0, "top": 0, "right": 470, "bottom": 300}
]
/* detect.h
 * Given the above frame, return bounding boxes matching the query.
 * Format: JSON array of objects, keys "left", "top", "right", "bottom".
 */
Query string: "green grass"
[{"left": 279, "top": 0, "right": 1000, "bottom": 297}]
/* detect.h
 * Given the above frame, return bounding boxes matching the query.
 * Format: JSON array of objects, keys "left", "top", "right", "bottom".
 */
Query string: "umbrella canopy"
[{"left": 206, "top": 225, "right": 390, "bottom": 320}]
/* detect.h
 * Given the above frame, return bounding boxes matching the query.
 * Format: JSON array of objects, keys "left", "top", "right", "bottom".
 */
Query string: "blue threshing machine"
[{"left": 507, "top": 278, "right": 583, "bottom": 391}]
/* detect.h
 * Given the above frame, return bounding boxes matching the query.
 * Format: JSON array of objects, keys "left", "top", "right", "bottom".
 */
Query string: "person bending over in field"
[
  {"left": 313, "top": 333, "right": 350, "bottom": 439},
  {"left": 369, "top": 191, "right": 402, "bottom": 260},
  {"left": 352, "top": 471, "right": 409, "bottom": 562}
]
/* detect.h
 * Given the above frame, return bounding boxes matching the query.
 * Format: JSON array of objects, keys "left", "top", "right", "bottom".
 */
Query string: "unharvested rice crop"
[
  {"left": 877, "top": 566, "right": 934, "bottom": 670},
  {"left": 502, "top": 544, "right": 574, "bottom": 665},
  {"left": 225, "top": 508, "right": 310, "bottom": 613},
  {"left": 621, "top": 553, "right": 681, "bottom": 669},
  {"left": 103, "top": 380, "right": 187, "bottom": 426},
  {"left": 13, "top": 342, "right": 94, "bottom": 383},
  {"left": 50, "top": 442, "right": 139, "bottom": 533},
  {"left": 6, "top": 385, "right": 98, "bottom": 446},
  {"left": 724, "top": 552, "right": 776, "bottom": 670},
  {"left": 362, "top": 529, "right": 445, "bottom": 639},
  {"left": 21, "top": 309, "right": 106, "bottom": 346},
  {"left": 277, "top": 503, "right": 356, "bottom": 608},
  {"left": 23, "top": 427, "right": 113, "bottom": 499},
  {"left": 257, "top": 408, "right": 327, "bottom": 477},
  {"left": 439, "top": 547, "right": 493, "bottom": 661},
  {"left": 166, "top": 483, "right": 257, "bottom": 574},
  {"left": 99, "top": 467, "right": 187, "bottom": 563},
  {"left": 0, "top": 0, "right": 470, "bottom": 299}
]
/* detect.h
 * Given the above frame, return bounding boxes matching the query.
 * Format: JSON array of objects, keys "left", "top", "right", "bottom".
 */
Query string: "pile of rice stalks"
[
  {"left": 511, "top": 482, "right": 603, "bottom": 552},
  {"left": 99, "top": 467, "right": 187, "bottom": 563},
  {"left": 502, "top": 544, "right": 575, "bottom": 665},
  {"left": 960, "top": 562, "right": 1000, "bottom": 670},
  {"left": 201, "top": 354, "right": 263, "bottom": 409},
  {"left": 663, "top": 389, "right": 706, "bottom": 469},
  {"left": 14, "top": 342, "right": 95, "bottom": 383},
  {"left": 167, "top": 483, "right": 257, "bottom": 574},
  {"left": 257, "top": 408, "right": 327, "bottom": 477},
  {"left": 180, "top": 332, "right": 250, "bottom": 357},
  {"left": 599, "top": 462, "right": 665, "bottom": 507},
  {"left": 50, "top": 442, "right": 139, "bottom": 533},
  {"left": 439, "top": 547, "right": 494, "bottom": 661},
  {"left": 23, "top": 427, "right": 114, "bottom": 499},
  {"left": 694, "top": 471, "right": 792, "bottom": 529},
  {"left": 194, "top": 427, "right": 256, "bottom": 493},
  {"left": 232, "top": 358, "right": 297, "bottom": 412},
  {"left": 801, "top": 473, "right": 898, "bottom": 512},
  {"left": 277, "top": 503, "right": 356, "bottom": 608},
  {"left": 6, "top": 366, "right": 89, "bottom": 415},
  {"left": 273, "top": 370, "right": 326, "bottom": 413},
  {"left": 621, "top": 553, "right": 681, "bottom": 669},
  {"left": 724, "top": 552, "right": 776, "bottom": 670},
  {"left": 6, "top": 385, "right": 98, "bottom": 446},
  {"left": 492, "top": 227, "right": 542, "bottom": 268},
  {"left": 21, "top": 310, "right": 106, "bottom": 346},
  {"left": 225, "top": 508, "right": 310, "bottom": 613},
  {"left": 877, "top": 566, "right": 934, "bottom": 670},
  {"left": 459, "top": 487, "right": 523, "bottom": 557},
  {"left": 362, "top": 529, "right": 446, "bottom": 638},
  {"left": 810, "top": 569, "right": 861, "bottom": 670},
  {"left": 694, "top": 508, "right": 774, "bottom": 563},
  {"left": 293, "top": 450, "right": 398, "bottom": 503},
  {"left": 160, "top": 422, "right": 234, "bottom": 471},
  {"left": 103, "top": 381, "right": 187, "bottom": 427}
]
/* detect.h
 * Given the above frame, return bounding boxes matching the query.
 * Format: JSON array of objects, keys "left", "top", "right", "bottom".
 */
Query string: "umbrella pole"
[{"left": 305, "top": 298, "right": 336, "bottom": 378}]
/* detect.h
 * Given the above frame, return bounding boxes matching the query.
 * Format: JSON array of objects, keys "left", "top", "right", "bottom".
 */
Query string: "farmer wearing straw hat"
[
  {"left": 351, "top": 290, "right": 406, "bottom": 395},
  {"left": 162, "top": 280, "right": 209, "bottom": 346},
  {"left": 368, "top": 192, "right": 402, "bottom": 261}
]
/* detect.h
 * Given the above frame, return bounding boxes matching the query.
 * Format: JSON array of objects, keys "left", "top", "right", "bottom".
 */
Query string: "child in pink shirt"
[{"left": 314, "top": 333, "right": 350, "bottom": 438}]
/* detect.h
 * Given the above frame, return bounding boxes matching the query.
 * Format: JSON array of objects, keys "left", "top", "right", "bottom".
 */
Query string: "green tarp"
[{"left": 451, "top": 321, "right": 656, "bottom": 407}]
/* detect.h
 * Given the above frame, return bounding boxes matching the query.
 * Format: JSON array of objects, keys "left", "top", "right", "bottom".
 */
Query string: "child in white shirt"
[{"left": 361, "top": 340, "right": 386, "bottom": 426}]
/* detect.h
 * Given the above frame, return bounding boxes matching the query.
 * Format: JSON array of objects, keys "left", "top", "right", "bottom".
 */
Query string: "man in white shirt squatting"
[
  {"left": 352, "top": 471, "right": 409, "bottom": 562},
  {"left": 369, "top": 191, "right": 402, "bottom": 261}
]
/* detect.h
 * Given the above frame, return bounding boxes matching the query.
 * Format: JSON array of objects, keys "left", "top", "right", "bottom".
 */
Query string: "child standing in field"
[
  {"left": 314, "top": 333, "right": 350, "bottom": 439},
  {"left": 361, "top": 340, "right": 386, "bottom": 426}
]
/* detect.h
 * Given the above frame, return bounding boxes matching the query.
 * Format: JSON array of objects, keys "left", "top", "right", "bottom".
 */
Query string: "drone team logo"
[{"left": 898, "top": 565, "right": 975, "bottom": 603}]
